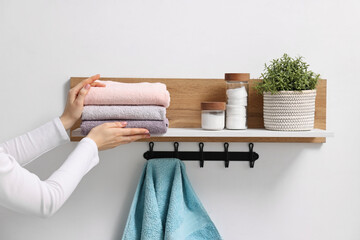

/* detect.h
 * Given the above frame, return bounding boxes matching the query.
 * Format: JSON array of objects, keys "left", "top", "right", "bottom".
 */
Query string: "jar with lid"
[
  {"left": 201, "top": 102, "right": 226, "bottom": 130},
  {"left": 224, "top": 73, "right": 249, "bottom": 129}
]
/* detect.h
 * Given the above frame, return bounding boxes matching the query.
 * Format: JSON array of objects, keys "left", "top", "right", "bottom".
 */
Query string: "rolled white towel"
[
  {"left": 226, "top": 105, "right": 246, "bottom": 116},
  {"left": 226, "top": 116, "right": 247, "bottom": 129},
  {"left": 226, "top": 86, "right": 248, "bottom": 98},
  {"left": 227, "top": 98, "right": 247, "bottom": 106}
]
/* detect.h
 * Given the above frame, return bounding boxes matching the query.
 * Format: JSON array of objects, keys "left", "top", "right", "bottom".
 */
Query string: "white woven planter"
[{"left": 263, "top": 90, "right": 317, "bottom": 131}]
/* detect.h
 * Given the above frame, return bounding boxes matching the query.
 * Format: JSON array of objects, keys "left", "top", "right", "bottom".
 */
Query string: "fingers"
[
  {"left": 78, "top": 74, "right": 101, "bottom": 90},
  {"left": 117, "top": 134, "right": 150, "bottom": 143},
  {"left": 69, "top": 74, "right": 101, "bottom": 102},
  {"left": 102, "top": 122, "right": 149, "bottom": 135},
  {"left": 90, "top": 123, "right": 151, "bottom": 150},
  {"left": 104, "top": 122, "right": 127, "bottom": 128},
  {"left": 91, "top": 82, "right": 106, "bottom": 87},
  {"left": 104, "top": 133, "right": 149, "bottom": 149},
  {"left": 114, "top": 127, "right": 150, "bottom": 136},
  {"left": 74, "top": 74, "right": 100, "bottom": 92},
  {"left": 74, "top": 84, "right": 91, "bottom": 106}
]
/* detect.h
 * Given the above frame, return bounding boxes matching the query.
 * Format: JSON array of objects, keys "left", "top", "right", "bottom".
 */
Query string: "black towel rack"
[{"left": 143, "top": 142, "right": 260, "bottom": 168}]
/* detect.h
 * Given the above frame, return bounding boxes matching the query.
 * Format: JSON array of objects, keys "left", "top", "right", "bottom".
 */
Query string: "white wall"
[{"left": 0, "top": 0, "right": 359, "bottom": 239}]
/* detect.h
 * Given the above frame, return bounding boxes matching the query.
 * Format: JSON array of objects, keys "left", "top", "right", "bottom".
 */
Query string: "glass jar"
[
  {"left": 201, "top": 102, "right": 226, "bottom": 130},
  {"left": 224, "top": 73, "right": 250, "bottom": 129}
]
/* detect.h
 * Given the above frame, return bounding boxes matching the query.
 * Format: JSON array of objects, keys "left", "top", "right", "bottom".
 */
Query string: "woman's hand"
[
  {"left": 86, "top": 122, "right": 150, "bottom": 151},
  {"left": 60, "top": 74, "right": 105, "bottom": 130}
]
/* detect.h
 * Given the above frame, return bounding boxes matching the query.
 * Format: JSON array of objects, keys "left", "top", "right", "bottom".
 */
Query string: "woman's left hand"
[{"left": 60, "top": 74, "right": 105, "bottom": 130}]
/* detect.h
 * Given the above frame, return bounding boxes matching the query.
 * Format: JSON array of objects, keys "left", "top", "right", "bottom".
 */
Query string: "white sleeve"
[
  {"left": 0, "top": 137, "right": 99, "bottom": 218},
  {"left": 0, "top": 117, "right": 70, "bottom": 166}
]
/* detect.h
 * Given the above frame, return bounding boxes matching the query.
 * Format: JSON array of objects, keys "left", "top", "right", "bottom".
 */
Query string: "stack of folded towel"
[{"left": 81, "top": 80, "right": 170, "bottom": 135}]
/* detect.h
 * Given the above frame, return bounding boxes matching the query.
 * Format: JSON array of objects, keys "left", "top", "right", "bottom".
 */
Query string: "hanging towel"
[
  {"left": 82, "top": 105, "right": 166, "bottom": 121},
  {"left": 122, "top": 158, "right": 222, "bottom": 240},
  {"left": 80, "top": 119, "right": 169, "bottom": 136},
  {"left": 84, "top": 80, "right": 170, "bottom": 107}
]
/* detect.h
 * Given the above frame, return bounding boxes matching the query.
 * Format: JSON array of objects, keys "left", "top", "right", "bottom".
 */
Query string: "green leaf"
[{"left": 255, "top": 53, "right": 320, "bottom": 94}]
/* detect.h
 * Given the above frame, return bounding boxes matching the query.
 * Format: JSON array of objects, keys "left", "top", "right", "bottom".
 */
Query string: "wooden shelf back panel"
[{"left": 70, "top": 77, "right": 327, "bottom": 142}]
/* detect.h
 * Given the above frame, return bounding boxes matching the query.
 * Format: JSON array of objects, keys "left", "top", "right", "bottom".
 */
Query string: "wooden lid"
[
  {"left": 225, "top": 73, "right": 250, "bottom": 81},
  {"left": 201, "top": 102, "right": 226, "bottom": 110}
]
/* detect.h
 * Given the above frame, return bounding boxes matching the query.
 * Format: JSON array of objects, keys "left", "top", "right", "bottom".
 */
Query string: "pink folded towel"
[
  {"left": 82, "top": 105, "right": 166, "bottom": 121},
  {"left": 84, "top": 80, "right": 170, "bottom": 107},
  {"left": 81, "top": 119, "right": 169, "bottom": 136}
]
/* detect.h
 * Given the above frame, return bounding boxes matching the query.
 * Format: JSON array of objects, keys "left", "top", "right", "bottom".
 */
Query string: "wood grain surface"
[{"left": 70, "top": 77, "right": 327, "bottom": 143}]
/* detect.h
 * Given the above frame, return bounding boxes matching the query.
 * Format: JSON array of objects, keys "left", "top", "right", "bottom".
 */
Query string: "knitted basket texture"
[{"left": 263, "top": 89, "right": 317, "bottom": 131}]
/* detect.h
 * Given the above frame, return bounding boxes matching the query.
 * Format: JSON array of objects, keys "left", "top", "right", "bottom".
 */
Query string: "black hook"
[
  {"left": 148, "top": 142, "right": 154, "bottom": 159},
  {"left": 249, "top": 143, "right": 255, "bottom": 168},
  {"left": 149, "top": 142, "right": 154, "bottom": 152},
  {"left": 174, "top": 142, "right": 179, "bottom": 158},
  {"left": 199, "top": 142, "right": 204, "bottom": 168},
  {"left": 143, "top": 142, "right": 155, "bottom": 159},
  {"left": 224, "top": 142, "right": 229, "bottom": 168}
]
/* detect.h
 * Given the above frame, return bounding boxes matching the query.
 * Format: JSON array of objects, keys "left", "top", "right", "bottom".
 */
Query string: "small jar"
[
  {"left": 224, "top": 73, "right": 250, "bottom": 129},
  {"left": 201, "top": 102, "right": 226, "bottom": 130}
]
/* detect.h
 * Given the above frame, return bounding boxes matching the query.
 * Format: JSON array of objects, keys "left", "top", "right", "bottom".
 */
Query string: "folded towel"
[
  {"left": 122, "top": 158, "right": 222, "bottom": 240},
  {"left": 80, "top": 119, "right": 169, "bottom": 135},
  {"left": 84, "top": 80, "right": 170, "bottom": 107},
  {"left": 82, "top": 105, "right": 166, "bottom": 121}
]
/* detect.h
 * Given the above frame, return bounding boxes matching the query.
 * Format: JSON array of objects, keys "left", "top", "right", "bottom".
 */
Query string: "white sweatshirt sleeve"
[
  {"left": 0, "top": 117, "right": 70, "bottom": 166},
  {"left": 0, "top": 119, "right": 99, "bottom": 217}
]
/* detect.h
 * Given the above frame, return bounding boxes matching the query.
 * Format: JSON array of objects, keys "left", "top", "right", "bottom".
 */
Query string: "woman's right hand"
[{"left": 86, "top": 122, "right": 150, "bottom": 151}]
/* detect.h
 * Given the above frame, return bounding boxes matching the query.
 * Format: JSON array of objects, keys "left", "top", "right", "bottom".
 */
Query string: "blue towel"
[{"left": 122, "top": 158, "right": 222, "bottom": 240}]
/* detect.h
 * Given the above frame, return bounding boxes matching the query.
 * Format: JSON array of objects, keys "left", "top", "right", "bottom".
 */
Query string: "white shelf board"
[
  {"left": 153, "top": 128, "right": 333, "bottom": 138},
  {"left": 72, "top": 128, "right": 334, "bottom": 138}
]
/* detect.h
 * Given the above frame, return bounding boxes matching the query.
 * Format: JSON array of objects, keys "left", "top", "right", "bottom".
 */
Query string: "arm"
[
  {"left": 0, "top": 74, "right": 150, "bottom": 217},
  {"left": 0, "top": 118, "right": 69, "bottom": 166},
  {"left": 0, "top": 123, "right": 150, "bottom": 217},
  {"left": 0, "top": 138, "right": 98, "bottom": 218},
  {"left": 0, "top": 75, "right": 104, "bottom": 166}
]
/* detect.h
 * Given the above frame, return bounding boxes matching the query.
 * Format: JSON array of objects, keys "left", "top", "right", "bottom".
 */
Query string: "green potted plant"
[{"left": 255, "top": 53, "right": 320, "bottom": 131}]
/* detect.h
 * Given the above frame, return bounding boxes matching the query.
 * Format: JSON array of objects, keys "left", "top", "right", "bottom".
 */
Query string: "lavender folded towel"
[
  {"left": 82, "top": 105, "right": 166, "bottom": 121},
  {"left": 81, "top": 119, "right": 169, "bottom": 135}
]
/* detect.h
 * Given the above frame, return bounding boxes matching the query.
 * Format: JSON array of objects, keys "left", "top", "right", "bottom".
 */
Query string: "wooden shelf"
[
  {"left": 70, "top": 77, "right": 329, "bottom": 143},
  {"left": 71, "top": 128, "right": 333, "bottom": 143}
]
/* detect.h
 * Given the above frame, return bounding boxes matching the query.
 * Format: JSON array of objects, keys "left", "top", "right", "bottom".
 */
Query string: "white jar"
[{"left": 201, "top": 102, "right": 226, "bottom": 130}]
